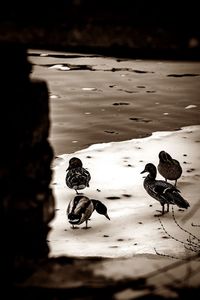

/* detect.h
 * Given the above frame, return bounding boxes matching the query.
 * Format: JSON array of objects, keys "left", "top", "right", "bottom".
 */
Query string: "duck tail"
[{"left": 173, "top": 192, "right": 190, "bottom": 209}]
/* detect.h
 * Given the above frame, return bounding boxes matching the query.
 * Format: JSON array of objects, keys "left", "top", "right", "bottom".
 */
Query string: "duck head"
[
  {"left": 67, "top": 157, "right": 83, "bottom": 171},
  {"left": 159, "top": 151, "right": 173, "bottom": 164},
  {"left": 68, "top": 212, "right": 82, "bottom": 225},
  {"left": 92, "top": 200, "right": 110, "bottom": 220},
  {"left": 141, "top": 163, "right": 157, "bottom": 179}
]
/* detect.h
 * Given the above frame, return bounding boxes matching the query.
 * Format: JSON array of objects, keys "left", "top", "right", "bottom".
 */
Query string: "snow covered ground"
[{"left": 49, "top": 125, "right": 200, "bottom": 261}]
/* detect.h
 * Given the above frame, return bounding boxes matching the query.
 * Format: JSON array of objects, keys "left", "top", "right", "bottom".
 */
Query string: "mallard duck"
[
  {"left": 141, "top": 163, "right": 189, "bottom": 215},
  {"left": 67, "top": 195, "right": 110, "bottom": 228},
  {"left": 158, "top": 151, "right": 182, "bottom": 186},
  {"left": 66, "top": 157, "right": 91, "bottom": 194}
]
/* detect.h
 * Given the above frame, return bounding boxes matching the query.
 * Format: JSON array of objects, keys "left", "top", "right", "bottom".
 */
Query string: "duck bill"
[
  {"left": 105, "top": 213, "right": 110, "bottom": 220},
  {"left": 69, "top": 218, "right": 80, "bottom": 225},
  {"left": 68, "top": 214, "right": 81, "bottom": 225},
  {"left": 140, "top": 169, "right": 146, "bottom": 174}
]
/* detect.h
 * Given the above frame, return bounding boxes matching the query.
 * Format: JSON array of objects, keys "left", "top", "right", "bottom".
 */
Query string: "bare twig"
[
  {"left": 158, "top": 217, "right": 196, "bottom": 248},
  {"left": 156, "top": 208, "right": 200, "bottom": 260},
  {"left": 172, "top": 207, "right": 200, "bottom": 243},
  {"left": 154, "top": 247, "right": 188, "bottom": 261}
]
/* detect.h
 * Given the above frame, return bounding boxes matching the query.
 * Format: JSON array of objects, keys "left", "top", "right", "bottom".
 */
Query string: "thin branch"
[
  {"left": 184, "top": 245, "right": 200, "bottom": 253},
  {"left": 186, "top": 237, "right": 200, "bottom": 248},
  {"left": 172, "top": 207, "right": 200, "bottom": 243},
  {"left": 158, "top": 217, "right": 195, "bottom": 248},
  {"left": 187, "top": 234, "right": 199, "bottom": 246},
  {"left": 156, "top": 208, "right": 200, "bottom": 262},
  {"left": 154, "top": 247, "right": 188, "bottom": 261}
]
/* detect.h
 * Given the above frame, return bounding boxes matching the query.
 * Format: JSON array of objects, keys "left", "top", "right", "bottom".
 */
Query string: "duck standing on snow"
[
  {"left": 141, "top": 163, "right": 190, "bottom": 216},
  {"left": 65, "top": 157, "right": 91, "bottom": 194},
  {"left": 67, "top": 195, "right": 110, "bottom": 228},
  {"left": 158, "top": 151, "right": 182, "bottom": 186}
]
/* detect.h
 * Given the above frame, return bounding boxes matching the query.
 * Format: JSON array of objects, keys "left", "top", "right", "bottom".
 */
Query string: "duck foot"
[
  {"left": 71, "top": 226, "right": 79, "bottom": 229},
  {"left": 154, "top": 213, "right": 163, "bottom": 217},
  {"left": 154, "top": 209, "right": 167, "bottom": 217}
]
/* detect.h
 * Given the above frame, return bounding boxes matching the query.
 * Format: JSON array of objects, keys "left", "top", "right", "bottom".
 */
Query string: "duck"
[
  {"left": 158, "top": 151, "right": 182, "bottom": 186},
  {"left": 67, "top": 195, "right": 110, "bottom": 228},
  {"left": 141, "top": 163, "right": 190, "bottom": 216},
  {"left": 65, "top": 157, "right": 91, "bottom": 194}
]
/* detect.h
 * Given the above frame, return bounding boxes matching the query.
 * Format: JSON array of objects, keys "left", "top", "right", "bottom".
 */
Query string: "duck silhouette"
[
  {"left": 158, "top": 151, "right": 182, "bottom": 186},
  {"left": 65, "top": 157, "right": 91, "bottom": 194},
  {"left": 67, "top": 195, "right": 110, "bottom": 228},
  {"left": 141, "top": 163, "right": 189, "bottom": 216}
]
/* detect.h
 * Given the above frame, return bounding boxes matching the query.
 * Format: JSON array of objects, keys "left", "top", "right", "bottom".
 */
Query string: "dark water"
[{"left": 29, "top": 50, "right": 200, "bottom": 155}]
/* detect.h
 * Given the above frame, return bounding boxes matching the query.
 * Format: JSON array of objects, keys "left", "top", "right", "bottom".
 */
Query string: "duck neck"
[
  {"left": 91, "top": 200, "right": 105, "bottom": 215},
  {"left": 91, "top": 199, "right": 98, "bottom": 211},
  {"left": 146, "top": 170, "right": 156, "bottom": 181}
]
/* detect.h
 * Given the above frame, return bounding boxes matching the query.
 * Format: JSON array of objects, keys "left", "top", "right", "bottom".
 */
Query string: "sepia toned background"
[{"left": 1, "top": 1, "right": 200, "bottom": 299}]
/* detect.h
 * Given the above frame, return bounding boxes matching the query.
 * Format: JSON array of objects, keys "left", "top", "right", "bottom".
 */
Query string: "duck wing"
[
  {"left": 151, "top": 180, "right": 189, "bottom": 209},
  {"left": 173, "top": 158, "right": 182, "bottom": 169},
  {"left": 66, "top": 167, "right": 91, "bottom": 189},
  {"left": 67, "top": 196, "right": 94, "bottom": 225},
  {"left": 82, "top": 167, "right": 91, "bottom": 187},
  {"left": 147, "top": 180, "right": 179, "bottom": 205}
]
